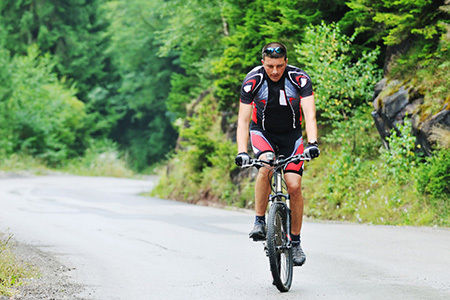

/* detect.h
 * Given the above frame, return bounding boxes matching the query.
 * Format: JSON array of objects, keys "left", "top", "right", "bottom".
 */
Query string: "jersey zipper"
[
  {"left": 287, "top": 98, "right": 296, "bottom": 129},
  {"left": 262, "top": 100, "right": 268, "bottom": 131}
]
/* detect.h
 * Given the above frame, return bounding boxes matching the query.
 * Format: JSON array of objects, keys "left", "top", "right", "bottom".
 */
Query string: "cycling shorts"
[{"left": 250, "top": 124, "right": 305, "bottom": 175}]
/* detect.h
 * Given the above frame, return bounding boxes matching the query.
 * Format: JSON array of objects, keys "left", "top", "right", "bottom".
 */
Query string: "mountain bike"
[{"left": 242, "top": 152, "right": 310, "bottom": 292}]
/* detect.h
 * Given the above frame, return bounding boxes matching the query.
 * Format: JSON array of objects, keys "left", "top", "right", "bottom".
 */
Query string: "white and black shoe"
[
  {"left": 292, "top": 243, "right": 306, "bottom": 266},
  {"left": 249, "top": 223, "right": 266, "bottom": 241}
]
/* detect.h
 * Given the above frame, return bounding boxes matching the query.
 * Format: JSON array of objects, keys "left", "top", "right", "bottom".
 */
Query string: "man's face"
[{"left": 262, "top": 56, "right": 287, "bottom": 82}]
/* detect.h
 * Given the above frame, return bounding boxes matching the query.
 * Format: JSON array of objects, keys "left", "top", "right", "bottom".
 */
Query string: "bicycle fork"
[{"left": 263, "top": 171, "right": 292, "bottom": 256}]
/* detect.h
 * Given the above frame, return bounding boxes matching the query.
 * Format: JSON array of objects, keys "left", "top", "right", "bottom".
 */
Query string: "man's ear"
[
  {"left": 286, "top": 58, "right": 288, "bottom": 64},
  {"left": 261, "top": 59, "right": 264, "bottom": 64}
]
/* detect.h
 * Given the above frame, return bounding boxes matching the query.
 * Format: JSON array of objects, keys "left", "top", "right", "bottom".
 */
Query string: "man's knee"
[
  {"left": 287, "top": 182, "right": 301, "bottom": 195},
  {"left": 285, "top": 175, "right": 302, "bottom": 197},
  {"left": 258, "top": 167, "right": 271, "bottom": 177}
]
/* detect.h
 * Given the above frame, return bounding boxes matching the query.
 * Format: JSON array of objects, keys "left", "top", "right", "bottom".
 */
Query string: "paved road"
[{"left": 0, "top": 175, "right": 449, "bottom": 299}]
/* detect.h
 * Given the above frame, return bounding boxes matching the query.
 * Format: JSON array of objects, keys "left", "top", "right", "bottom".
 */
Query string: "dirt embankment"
[{"left": 1, "top": 237, "right": 89, "bottom": 300}]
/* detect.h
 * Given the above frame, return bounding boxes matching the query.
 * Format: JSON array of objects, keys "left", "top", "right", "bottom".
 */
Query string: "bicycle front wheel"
[{"left": 266, "top": 202, "right": 293, "bottom": 292}]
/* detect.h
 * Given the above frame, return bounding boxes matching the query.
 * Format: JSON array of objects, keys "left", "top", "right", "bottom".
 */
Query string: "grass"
[
  {"left": 62, "top": 150, "right": 134, "bottom": 178},
  {"left": 0, "top": 151, "right": 134, "bottom": 178},
  {"left": 0, "top": 154, "right": 50, "bottom": 175},
  {"left": 302, "top": 144, "right": 448, "bottom": 226},
  {"left": 0, "top": 235, "right": 34, "bottom": 297}
]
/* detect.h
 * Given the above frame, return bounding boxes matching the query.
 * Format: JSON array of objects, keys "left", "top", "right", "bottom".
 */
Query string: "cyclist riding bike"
[{"left": 235, "top": 42, "right": 320, "bottom": 266}]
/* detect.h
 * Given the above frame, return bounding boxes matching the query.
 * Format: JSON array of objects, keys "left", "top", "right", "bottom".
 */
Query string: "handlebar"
[{"left": 241, "top": 153, "right": 311, "bottom": 169}]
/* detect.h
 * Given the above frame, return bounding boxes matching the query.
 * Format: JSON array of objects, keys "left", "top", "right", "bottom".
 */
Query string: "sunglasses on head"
[{"left": 263, "top": 47, "right": 286, "bottom": 55}]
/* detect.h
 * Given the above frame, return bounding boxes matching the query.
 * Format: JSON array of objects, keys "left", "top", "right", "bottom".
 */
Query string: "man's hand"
[
  {"left": 235, "top": 152, "right": 251, "bottom": 167},
  {"left": 304, "top": 142, "right": 320, "bottom": 159}
]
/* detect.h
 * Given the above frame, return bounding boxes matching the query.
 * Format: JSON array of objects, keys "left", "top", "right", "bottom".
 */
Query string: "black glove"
[
  {"left": 235, "top": 152, "right": 250, "bottom": 167},
  {"left": 304, "top": 141, "right": 320, "bottom": 159}
]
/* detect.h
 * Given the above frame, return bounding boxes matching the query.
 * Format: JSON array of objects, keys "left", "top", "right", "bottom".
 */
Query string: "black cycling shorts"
[{"left": 249, "top": 123, "right": 304, "bottom": 175}]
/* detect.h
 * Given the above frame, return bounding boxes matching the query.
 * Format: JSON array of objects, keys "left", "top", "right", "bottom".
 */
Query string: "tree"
[
  {"left": 0, "top": 45, "right": 88, "bottom": 164},
  {"left": 0, "top": 0, "right": 113, "bottom": 101},
  {"left": 214, "top": 0, "right": 349, "bottom": 111},
  {"left": 103, "top": 0, "right": 178, "bottom": 170}
]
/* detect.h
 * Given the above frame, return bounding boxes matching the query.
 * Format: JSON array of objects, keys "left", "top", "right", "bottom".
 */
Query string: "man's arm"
[
  {"left": 301, "top": 95, "right": 318, "bottom": 143},
  {"left": 236, "top": 102, "right": 253, "bottom": 153}
]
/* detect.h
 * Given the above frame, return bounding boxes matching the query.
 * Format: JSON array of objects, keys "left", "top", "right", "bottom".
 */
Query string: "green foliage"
[
  {"left": 295, "top": 22, "right": 382, "bottom": 124},
  {"left": 416, "top": 149, "right": 450, "bottom": 219},
  {"left": 304, "top": 139, "right": 441, "bottom": 226},
  {"left": 153, "top": 93, "right": 239, "bottom": 206},
  {"left": 102, "top": 0, "right": 178, "bottom": 170},
  {"left": 156, "top": 0, "right": 225, "bottom": 119},
  {"left": 323, "top": 105, "right": 380, "bottom": 158},
  {"left": 343, "top": 0, "right": 447, "bottom": 46},
  {"left": 0, "top": 0, "right": 113, "bottom": 101},
  {"left": 0, "top": 45, "right": 88, "bottom": 165},
  {"left": 389, "top": 28, "right": 450, "bottom": 119},
  {"left": 382, "top": 120, "right": 420, "bottom": 184},
  {"left": 305, "top": 115, "right": 448, "bottom": 226},
  {"left": 319, "top": 107, "right": 382, "bottom": 210}
]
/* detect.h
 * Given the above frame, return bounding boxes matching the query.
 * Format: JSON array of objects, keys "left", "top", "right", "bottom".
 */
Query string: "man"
[{"left": 235, "top": 42, "right": 320, "bottom": 266}]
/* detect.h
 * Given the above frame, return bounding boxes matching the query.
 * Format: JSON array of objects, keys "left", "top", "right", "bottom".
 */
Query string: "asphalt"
[{"left": 0, "top": 175, "right": 449, "bottom": 299}]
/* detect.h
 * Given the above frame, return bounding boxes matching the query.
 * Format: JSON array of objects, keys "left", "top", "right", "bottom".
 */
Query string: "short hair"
[{"left": 261, "top": 42, "right": 287, "bottom": 60}]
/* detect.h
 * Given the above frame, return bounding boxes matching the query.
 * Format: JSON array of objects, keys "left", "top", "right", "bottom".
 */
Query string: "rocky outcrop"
[{"left": 372, "top": 78, "right": 450, "bottom": 155}]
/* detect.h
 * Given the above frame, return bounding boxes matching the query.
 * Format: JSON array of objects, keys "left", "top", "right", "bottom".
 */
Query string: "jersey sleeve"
[
  {"left": 287, "top": 69, "right": 313, "bottom": 98},
  {"left": 240, "top": 67, "right": 264, "bottom": 104}
]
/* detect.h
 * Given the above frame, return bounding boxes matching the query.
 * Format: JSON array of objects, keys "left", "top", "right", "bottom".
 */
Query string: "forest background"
[{"left": 0, "top": 0, "right": 448, "bottom": 226}]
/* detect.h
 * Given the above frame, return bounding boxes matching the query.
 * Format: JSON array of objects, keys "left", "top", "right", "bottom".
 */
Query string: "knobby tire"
[{"left": 266, "top": 202, "right": 293, "bottom": 292}]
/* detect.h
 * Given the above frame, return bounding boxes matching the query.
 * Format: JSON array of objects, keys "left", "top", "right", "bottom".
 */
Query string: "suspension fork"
[{"left": 273, "top": 169, "right": 292, "bottom": 244}]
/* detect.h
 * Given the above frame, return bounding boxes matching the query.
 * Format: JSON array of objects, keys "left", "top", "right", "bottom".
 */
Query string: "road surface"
[{"left": 0, "top": 175, "right": 449, "bottom": 299}]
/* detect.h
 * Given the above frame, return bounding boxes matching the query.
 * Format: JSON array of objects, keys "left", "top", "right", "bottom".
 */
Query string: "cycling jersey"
[{"left": 240, "top": 65, "right": 313, "bottom": 134}]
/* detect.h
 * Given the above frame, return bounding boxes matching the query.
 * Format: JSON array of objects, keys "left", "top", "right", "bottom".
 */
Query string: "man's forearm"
[
  {"left": 301, "top": 95, "right": 318, "bottom": 143},
  {"left": 236, "top": 102, "right": 252, "bottom": 153},
  {"left": 236, "top": 123, "right": 249, "bottom": 153},
  {"left": 305, "top": 117, "right": 318, "bottom": 143}
]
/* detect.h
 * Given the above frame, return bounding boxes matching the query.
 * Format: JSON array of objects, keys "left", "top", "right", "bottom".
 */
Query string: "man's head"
[{"left": 261, "top": 42, "right": 288, "bottom": 82}]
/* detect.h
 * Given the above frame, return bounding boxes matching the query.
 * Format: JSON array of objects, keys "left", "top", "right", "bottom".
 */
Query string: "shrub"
[
  {"left": 294, "top": 22, "right": 382, "bottom": 125},
  {"left": 64, "top": 139, "right": 133, "bottom": 177},
  {"left": 0, "top": 46, "right": 88, "bottom": 165},
  {"left": 416, "top": 149, "right": 450, "bottom": 222},
  {"left": 381, "top": 120, "right": 420, "bottom": 184}
]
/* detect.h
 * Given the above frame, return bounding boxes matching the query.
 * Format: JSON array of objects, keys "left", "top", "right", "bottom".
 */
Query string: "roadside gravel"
[{"left": 1, "top": 237, "right": 88, "bottom": 300}]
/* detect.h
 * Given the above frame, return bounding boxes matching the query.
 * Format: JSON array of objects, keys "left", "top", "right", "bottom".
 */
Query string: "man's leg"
[
  {"left": 285, "top": 172, "right": 306, "bottom": 266},
  {"left": 249, "top": 152, "right": 273, "bottom": 240}
]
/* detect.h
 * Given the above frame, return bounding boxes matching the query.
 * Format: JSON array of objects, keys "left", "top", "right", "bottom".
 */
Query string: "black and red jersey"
[{"left": 240, "top": 65, "right": 313, "bottom": 134}]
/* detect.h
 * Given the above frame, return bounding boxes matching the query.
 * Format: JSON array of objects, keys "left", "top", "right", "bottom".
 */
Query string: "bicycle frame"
[
  {"left": 245, "top": 152, "right": 310, "bottom": 245},
  {"left": 268, "top": 156, "right": 292, "bottom": 248},
  {"left": 243, "top": 152, "right": 310, "bottom": 292}
]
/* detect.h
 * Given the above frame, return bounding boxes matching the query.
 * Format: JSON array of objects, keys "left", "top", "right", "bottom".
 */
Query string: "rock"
[
  {"left": 371, "top": 78, "right": 449, "bottom": 154},
  {"left": 372, "top": 78, "right": 387, "bottom": 101},
  {"left": 381, "top": 86, "right": 409, "bottom": 119},
  {"left": 415, "top": 108, "right": 450, "bottom": 154}
]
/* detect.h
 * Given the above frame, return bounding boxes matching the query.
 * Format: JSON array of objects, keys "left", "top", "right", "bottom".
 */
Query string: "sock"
[
  {"left": 255, "top": 215, "right": 266, "bottom": 225},
  {"left": 291, "top": 234, "right": 300, "bottom": 246}
]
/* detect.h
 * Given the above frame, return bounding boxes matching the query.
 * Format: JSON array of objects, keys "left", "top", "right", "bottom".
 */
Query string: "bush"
[
  {"left": 64, "top": 139, "right": 133, "bottom": 177},
  {"left": 323, "top": 105, "right": 380, "bottom": 159},
  {"left": 0, "top": 46, "right": 88, "bottom": 165},
  {"left": 294, "top": 22, "right": 382, "bottom": 125},
  {"left": 416, "top": 149, "right": 450, "bottom": 221},
  {"left": 152, "top": 93, "right": 241, "bottom": 206},
  {"left": 382, "top": 120, "right": 420, "bottom": 184}
]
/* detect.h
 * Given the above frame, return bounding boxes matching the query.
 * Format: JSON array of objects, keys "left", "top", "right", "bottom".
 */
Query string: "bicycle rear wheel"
[{"left": 266, "top": 202, "right": 293, "bottom": 292}]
